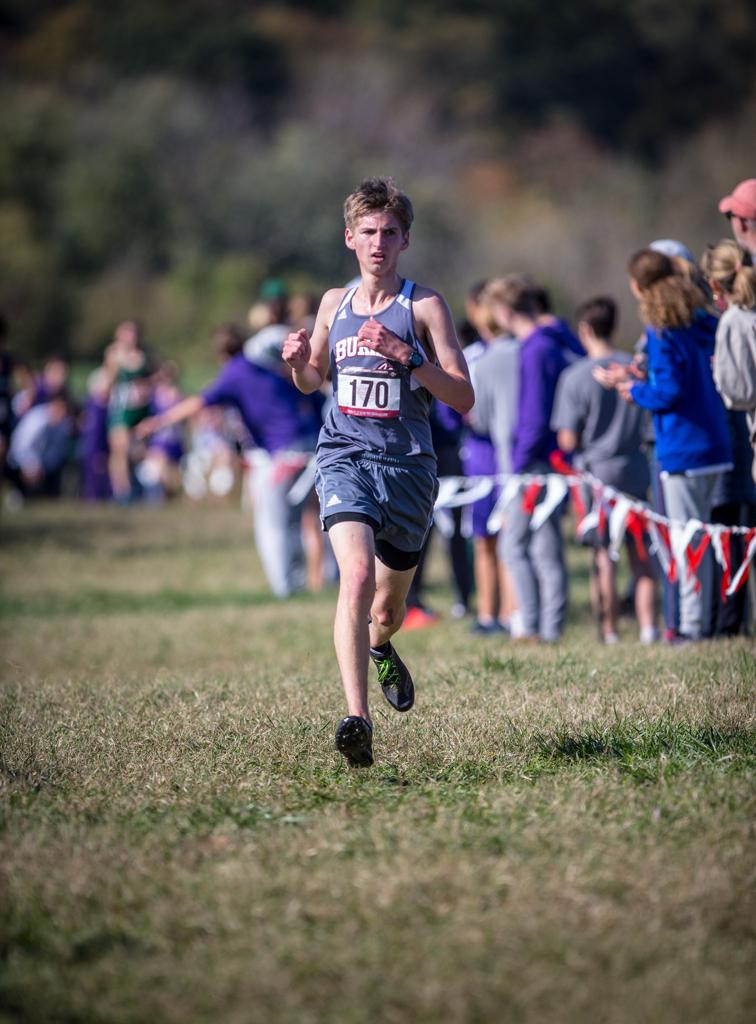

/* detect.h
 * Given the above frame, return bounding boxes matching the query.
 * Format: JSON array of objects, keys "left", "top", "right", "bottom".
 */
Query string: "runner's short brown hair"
[{"left": 344, "top": 177, "right": 414, "bottom": 234}]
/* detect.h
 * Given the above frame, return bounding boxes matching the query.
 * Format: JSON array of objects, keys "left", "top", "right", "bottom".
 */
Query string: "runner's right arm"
[{"left": 284, "top": 289, "right": 343, "bottom": 394}]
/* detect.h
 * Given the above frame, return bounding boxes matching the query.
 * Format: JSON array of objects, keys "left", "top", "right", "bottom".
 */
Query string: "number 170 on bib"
[{"left": 337, "top": 372, "right": 401, "bottom": 418}]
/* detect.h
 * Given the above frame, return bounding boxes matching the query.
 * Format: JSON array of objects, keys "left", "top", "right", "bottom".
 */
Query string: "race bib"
[{"left": 337, "top": 371, "right": 400, "bottom": 418}]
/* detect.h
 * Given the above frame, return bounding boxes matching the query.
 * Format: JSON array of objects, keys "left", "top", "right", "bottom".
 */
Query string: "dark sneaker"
[
  {"left": 335, "top": 716, "right": 373, "bottom": 767},
  {"left": 370, "top": 643, "right": 414, "bottom": 712},
  {"left": 470, "top": 618, "right": 507, "bottom": 635}
]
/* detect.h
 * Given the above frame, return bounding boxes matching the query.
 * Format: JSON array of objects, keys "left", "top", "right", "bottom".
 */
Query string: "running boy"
[{"left": 283, "top": 178, "right": 474, "bottom": 767}]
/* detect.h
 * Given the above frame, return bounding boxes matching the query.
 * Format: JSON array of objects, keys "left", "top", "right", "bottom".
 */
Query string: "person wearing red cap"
[{"left": 719, "top": 179, "right": 756, "bottom": 259}]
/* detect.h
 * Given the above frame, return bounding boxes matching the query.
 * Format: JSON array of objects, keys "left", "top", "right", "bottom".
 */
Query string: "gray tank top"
[{"left": 317, "top": 278, "right": 436, "bottom": 468}]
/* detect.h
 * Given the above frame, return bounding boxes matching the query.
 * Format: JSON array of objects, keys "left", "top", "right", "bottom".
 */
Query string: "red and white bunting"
[
  {"left": 285, "top": 459, "right": 756, "bottom": 600},
  {"left": 428, "top": 468, "right": 755, "bottom": 601}
]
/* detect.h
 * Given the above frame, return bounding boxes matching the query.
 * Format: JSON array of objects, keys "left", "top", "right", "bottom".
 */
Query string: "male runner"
[{"left": 283, "top": 178, "right": 474, "bottom": 767}]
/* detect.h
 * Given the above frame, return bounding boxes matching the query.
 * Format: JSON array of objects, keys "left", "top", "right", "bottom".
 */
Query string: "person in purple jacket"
[
  {"left": 488, "top": 277, "right": 582, "bottom": 642},
  {"left": 79, "top": 369, "right": 112, "bottom": 501},
  {"left": 136, "top": 323, "right": 323, "bottom": 597}
]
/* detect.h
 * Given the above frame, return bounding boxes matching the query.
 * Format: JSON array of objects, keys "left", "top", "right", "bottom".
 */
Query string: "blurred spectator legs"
[
  {"left": 661, "top": 472, "right": 719, "bottom": 640},
  {"left": 710, "top": 501, "right": 755, "bottom": 636},
  {"left": 108, "top": 425, "right": 135, "bottom": 503},
  {"left": 504, "top": 494, "right": 567, "bottom": 643}
]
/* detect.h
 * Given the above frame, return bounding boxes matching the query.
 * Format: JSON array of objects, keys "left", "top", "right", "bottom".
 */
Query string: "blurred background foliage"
[{"left": 1, "top": 0, "right": 755, "bottom": 368}]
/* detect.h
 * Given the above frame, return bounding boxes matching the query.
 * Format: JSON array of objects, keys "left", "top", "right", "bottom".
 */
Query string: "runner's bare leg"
[
  {"left": 370, "top": 559, "right": 416, "bottom": 648},
  {"left": 327, "top": 521, "right": 376, "bottom": 723}
]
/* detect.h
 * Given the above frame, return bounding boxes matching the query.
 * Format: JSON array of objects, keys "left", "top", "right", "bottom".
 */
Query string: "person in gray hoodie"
[{"left": 701, "top": 239, "right": 756, "bottom": 480}]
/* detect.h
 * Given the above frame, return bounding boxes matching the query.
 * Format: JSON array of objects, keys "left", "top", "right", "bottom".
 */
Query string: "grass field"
[{"left": 1, "top": 500, "right": 754, "bottom": 1024}]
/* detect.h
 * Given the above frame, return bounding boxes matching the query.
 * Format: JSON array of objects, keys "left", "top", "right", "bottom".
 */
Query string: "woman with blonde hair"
[
  {"left": 700, "top": 239, "right": 756, "bottom": 634},
  {"left": 595, "top": 248, "right": 731, "bottom": 641},
  {"left": 700, "top": 240, "right": 756, "bottom": 447}
]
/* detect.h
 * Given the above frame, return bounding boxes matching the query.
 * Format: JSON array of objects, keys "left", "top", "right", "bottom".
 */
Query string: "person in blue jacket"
[{"left": 595, "top": 248, "right": 732, "bottom": 641}]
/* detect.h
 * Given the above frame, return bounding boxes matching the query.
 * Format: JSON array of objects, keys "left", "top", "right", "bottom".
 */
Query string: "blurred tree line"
[{"left": 1, "top": 0, "right": 755, "bottom": 365}]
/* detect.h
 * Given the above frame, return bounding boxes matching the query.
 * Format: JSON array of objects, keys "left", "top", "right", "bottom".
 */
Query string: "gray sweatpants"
[
  {"left": 247, "top": 449, "right": 309, "bottom": 598},
  {"left": 660, "top": 471, "right": 719, "bottom": 639},
  {"left": 502, "top": 493, "right": 568, "bottom": 642}
]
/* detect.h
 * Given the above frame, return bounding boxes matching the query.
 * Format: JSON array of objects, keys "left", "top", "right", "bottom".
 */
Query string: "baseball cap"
[
  {"left": 718, "top": 179, "right": 756, "bottom": 220},
  {"left": 259, "top": 277, "right": 288, "bottom": 300},
  {"left": 649, "top": 238, "right": 695, "bottom": 264}
]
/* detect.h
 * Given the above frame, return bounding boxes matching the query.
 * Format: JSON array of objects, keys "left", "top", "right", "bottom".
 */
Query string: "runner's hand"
[
  {"left": 357, "top": 318, "right": 406, "bottom": 363},
  {"left": 283, "top": 329, "right": 311, "bottom": 370}
]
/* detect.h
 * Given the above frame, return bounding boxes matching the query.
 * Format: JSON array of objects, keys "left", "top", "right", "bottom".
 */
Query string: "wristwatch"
[{"left": 406, "top": 349, "right": 424, "bottom": 372}]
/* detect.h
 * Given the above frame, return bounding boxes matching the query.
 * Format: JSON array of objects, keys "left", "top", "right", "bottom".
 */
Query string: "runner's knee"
[
  {"left": 340, "top": 559, "right": 375, "bottom": 609},
  {"left": 371, "top": 599, "right": 404, "bottom": 632}
]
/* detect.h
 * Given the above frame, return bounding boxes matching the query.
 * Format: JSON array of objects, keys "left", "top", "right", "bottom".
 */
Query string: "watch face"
[{"left": 409, "top": 350, "right": 423, "bottom": 370}]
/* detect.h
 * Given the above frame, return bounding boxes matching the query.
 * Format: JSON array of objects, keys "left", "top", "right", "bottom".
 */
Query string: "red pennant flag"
[
  {"left": 625, "top": 509, "right": 648, "bottom": 561},
  {"left": 685, "top": 533, "right": 711, "bottom": 594},
  {"left": 549, "top": 449, "right": 573, "bottom": 476},
  {"left": 521, "top": 481, "right": 543, "bottom": 515},
  {"left": 598, "top": 501, "right": 608, "bottom": 540},
  {"left": 720, "top": 531, "right": 732, "bottom": 600},
  {"left": 569, "top": 485, "right": 587, "bottom": 528}
]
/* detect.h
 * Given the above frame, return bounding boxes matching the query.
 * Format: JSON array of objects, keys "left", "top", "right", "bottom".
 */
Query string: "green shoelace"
[{"left": 377, "top": 657, "right": 400, "bottom": 687}]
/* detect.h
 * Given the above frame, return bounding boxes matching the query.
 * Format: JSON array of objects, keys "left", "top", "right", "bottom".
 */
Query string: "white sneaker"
[
  {"left": 640, "top": 626, "right": 660, "bottom": 645},
  {"left": 509, "top": 609, "right": 526, "bottom": 639},
  {"left": 603, "top": 631, "right": 620, "bottom": 645}
]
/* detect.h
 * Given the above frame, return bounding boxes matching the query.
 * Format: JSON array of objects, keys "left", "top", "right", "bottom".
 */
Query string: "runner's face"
[{"left": 345, "top": 211, "right": 409, "bottom": 275}]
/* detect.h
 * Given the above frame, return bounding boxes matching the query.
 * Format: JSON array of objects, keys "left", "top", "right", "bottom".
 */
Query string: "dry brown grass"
[{"left": 1, "top": 501, "right": 754, "bottom": 1023}]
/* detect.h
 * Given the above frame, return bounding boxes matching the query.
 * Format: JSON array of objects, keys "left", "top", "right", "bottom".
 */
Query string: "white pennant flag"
[
  {"left": 286, "top": 456, "right": 317, "bottom": 506},
  {"left": 708, "top": 525, "right": 728, "bottom": 574},
  {"left": 433, "top": 506, "right": 455, "bottom": 538},
  {"left": 646, "top": 519, "right": 671, "bottom": 576},
  {"left": 726, "top": 529, "right": 756, "bottom": 596},
  {"left": 486, "top": 476, "right": 522, "bottom": 533},
  {"left": 435, "top": 476, "right": 495, "bottom": 509},
  {"left": 669, "top": 518, "right": 702, "bottom": 577},
  {"left": 435, "top": 476, "right": 465, "bottom": 509},
  {"left": 577, "top": 508, "right": 600, "bottom": 538},
  {"left": 608, "top": 496, "right": 634, "bottom": 561},
  {"left": 530, "top": 476, "right": 569, "bottom": 532}
]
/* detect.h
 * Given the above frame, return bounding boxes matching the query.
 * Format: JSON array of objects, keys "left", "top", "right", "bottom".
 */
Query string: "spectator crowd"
[{"left": 2, "top": 178, "right": 755, "bottom": 642}]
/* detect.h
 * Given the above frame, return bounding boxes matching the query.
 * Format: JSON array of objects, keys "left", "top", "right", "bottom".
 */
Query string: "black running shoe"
[
  {"left": 370, "top": 643, "right": 415, "bottom": 712},
  {"left": 335, "top": 716, "right": 374, "bottom": 767}
]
